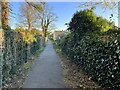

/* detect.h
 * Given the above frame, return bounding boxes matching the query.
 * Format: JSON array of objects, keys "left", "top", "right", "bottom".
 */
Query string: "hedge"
[
  {"left": 59, "top": 9, "right": 120, "bottom": 89},
  {"left": 60, "top": 30, "right": 120, "bottom": 89},
  {"left": 2, "top": 28, "right": 42, "bottom": 88}
]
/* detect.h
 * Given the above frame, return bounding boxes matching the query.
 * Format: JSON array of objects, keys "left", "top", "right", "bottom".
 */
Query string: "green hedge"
[
  {"left": 59, "top": 9, "right": 120, "bottom": 89},
  {"left": 60, "top": 31, "right": 120, "bottom": 89},
  {"left": 2, "top": 29, "right": 42, "bottom": 87},
  {"left": 30, "top": 35, "right": 41, "bottom": 55}
]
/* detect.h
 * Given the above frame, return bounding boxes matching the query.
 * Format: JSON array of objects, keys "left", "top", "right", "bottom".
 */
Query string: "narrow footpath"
[{"left": 23, "top": 40, "right": 66, "bottom": 88}]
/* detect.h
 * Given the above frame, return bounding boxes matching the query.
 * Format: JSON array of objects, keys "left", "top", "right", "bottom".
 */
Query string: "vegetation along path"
[{"left": 23, "top": 40, "right": 66, "bottom": 88}]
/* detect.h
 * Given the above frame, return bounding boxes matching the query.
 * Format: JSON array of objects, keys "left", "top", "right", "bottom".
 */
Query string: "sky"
[{"left": 9, "top": 2, "right": 118, "bottom": 30}]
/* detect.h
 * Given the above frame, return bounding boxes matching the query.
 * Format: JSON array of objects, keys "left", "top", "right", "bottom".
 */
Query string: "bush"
[{"left": 67, "top": 9, "right": 113, "bottom": 41}]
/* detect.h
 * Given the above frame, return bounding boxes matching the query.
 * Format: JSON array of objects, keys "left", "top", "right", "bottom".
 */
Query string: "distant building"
[{"left": 52, "top": 31, "right": 66, "bottom": 40}]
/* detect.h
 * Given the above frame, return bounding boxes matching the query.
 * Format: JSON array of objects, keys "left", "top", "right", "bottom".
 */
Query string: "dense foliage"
[
  {"left": 2, "top": 28, "right": 42, "bottom": 87},
  {"left": 67, "top": 9, "right": 113, "bottom": 44},
  {"left": 59, "top": 9, "right": 120, "bottom": 89}
]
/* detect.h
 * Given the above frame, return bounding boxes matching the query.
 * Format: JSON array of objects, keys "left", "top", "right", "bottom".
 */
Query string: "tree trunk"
[
  {"left": 44, "top": 27, "right": 48, "bottom": 42},
  {"left": 1, "top": 0, "right": 9, "bottom": 27},
  {"left": 27, "top": 17, "right": 32, "bottom": 31},
  {"left": 28, "top": 22, "right": 32, "bottom": 31},
  {"left": 0, "top": 2, "right": 2, "bottom": 30},
  {"left": 44, "top": 28, "right": 47, "bottom": 37}
]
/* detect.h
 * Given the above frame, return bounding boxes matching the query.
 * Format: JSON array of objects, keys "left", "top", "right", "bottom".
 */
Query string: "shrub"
[{"left": 67, "top": 9, "right": 113, "bottom": 41}]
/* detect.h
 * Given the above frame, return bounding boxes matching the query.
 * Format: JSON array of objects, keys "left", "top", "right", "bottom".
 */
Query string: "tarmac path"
[{"left": 23, "top": 40, "right": 66, "bottom": 88}]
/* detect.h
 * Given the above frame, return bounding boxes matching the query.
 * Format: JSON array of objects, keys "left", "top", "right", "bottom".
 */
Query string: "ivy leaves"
[{"left": 60, "top": 9, "right": 120, "bottom": 89}]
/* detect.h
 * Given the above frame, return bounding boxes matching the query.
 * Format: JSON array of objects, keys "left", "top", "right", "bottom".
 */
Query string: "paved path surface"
[{"left": 23, "top": 40, "right": 66, "bottom": 88}]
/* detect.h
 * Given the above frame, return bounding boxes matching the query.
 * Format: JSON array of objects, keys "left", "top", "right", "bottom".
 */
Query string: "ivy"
[
  {"left": 59, "top": 9, "right": 120, "bottom": 89},
  {"left": 2, "top": 28, "right": 42, "bottom": 88}
]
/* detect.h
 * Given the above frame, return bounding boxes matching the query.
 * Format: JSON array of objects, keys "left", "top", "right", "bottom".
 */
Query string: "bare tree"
[
  {"left": 0, "top": 0, "right": 43, "bottom": 29},
  {"left": 25, "top": 0, "right": 44, "bottom": 12},
  {"left": 79, "top": 0, "right": 118, "bottom": 12},
  {"left": 39, "top": 4, "right": 57, "bottom": 40},
  {"left": 19, "top": 3, "right": 41, "bottom": 30}
]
